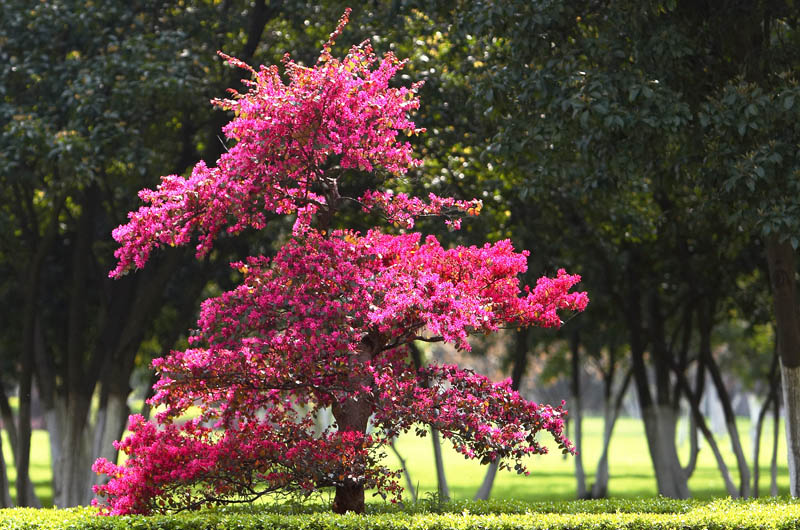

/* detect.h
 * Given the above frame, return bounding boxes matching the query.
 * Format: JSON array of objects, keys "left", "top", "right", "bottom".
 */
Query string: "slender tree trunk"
[
  {"left": 699, "top": 302, "right": 750, "bottom": 497},
  {"left": 0, "top": 378, "right": 14, "bottom": 507},
  {"left": 17, "top": 274, "right": 38, "bottom": 508},
  {"left": 592, "top": 368, "right": 632, "bottom": 498},
  {"left": 765, "top": 236, "right": 800, "bottom": 496},
  {"left": 628, "top": 281, "right": 689, "bottom": 498},
  {"left": 389, "top": 439, "right": 417, "bottom": 502},
  {"left": 138, "top": 372, "right": 159, "bottom": 421},
  {"left": 676, "top": 371, "right": 737, "bottom": 496},
  {"left": 639, "top": 404, "right": 691, "bottom": 498},
  {"left": 474, "top": 328, "right": 530, "bottom": 500},
  {"left": 753, "top": 352, "right": 779, "bottom": 497},
  {"left": 474, "top": 462, "right": 498, "bottom": 500},
  {"left": 409, "top": 342, "right": 450, "bottom": 502},
  {"left": 771, "top": 394, "right": 780, "bottom": 496},
  {"left": 16, "top": 355, "right": 34, "bottom": 508},
  {"left": 431, "top": 427, "right": 450, "bottom": 501},
  {"left": 0, "top": 380, "right": 18, "bottom": 467},
  {"left": 682, "top": 362, "right": 704, "bottom": 480},
  {"left": 89, "top": 382, "right": 130, "bottom": 502},
  {"left": 41, "top": 402, "right": 64, "bottom": 505},
  {"left": 0, "top": 430, "right": 11, "bottom": 507},
  {"left": 570, "top": 330, "right": 586, "bottom": 498},
  {"left": 753, "top": 393, "right": 773, "bottom": 497}
]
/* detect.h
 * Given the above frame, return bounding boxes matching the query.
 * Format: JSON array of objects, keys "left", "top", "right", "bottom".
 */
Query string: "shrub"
[{"left": 3, "top": 498, "right": 800, "bottom": 530}]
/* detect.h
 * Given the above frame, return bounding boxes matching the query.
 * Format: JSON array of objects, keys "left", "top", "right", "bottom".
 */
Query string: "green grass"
[
  {"left": 1, "top": 430, "right": 53, "bottom": 507},
  {"left": 0, "top": 415, "right": 790, "bottom": 508},
  {"left": 383, "top": 415, "right": 789, "bottom": 502}
]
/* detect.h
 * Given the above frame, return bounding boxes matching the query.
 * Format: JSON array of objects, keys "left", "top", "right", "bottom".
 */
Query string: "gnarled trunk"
[
  {"left": 331, "top": 395, "right": 371, "bottom": 513},
  {"left": 331, "top": 343, "right": 373, "bottom": 514}
]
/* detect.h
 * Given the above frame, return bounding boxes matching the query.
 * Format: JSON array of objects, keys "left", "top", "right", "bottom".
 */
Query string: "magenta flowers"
[{"left": 93, "top": 10, "right": 588, "bottom": 515}]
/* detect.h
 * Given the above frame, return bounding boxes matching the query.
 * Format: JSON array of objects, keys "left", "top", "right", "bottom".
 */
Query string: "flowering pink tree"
[{"left": 93, "top": 10, "right": 588, "bottom": 515}]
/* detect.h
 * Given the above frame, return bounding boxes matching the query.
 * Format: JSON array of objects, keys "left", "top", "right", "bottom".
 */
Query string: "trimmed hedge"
[{"left": 1, "top": 498, "right": 799, "bottom": 530}]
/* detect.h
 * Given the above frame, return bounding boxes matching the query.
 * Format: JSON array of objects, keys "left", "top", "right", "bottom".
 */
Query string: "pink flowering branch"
[{"left": 359, "top": 190, "right": 483, "bottom": 230}]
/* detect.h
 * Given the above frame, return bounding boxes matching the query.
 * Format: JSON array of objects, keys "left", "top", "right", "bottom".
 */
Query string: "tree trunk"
[
  {"left": 51, "top": 396, "right": 93, "bottom": 507},
  {"left": 639, "top": 404, "right": 691, "bottom": 498},
  {"left": 753, "top": 352, "right": 779, "bottom": 497},
  {"left": 592, "top": 368, "right": 632, "bottom": 498},
  {"left": 16, "top": 359, "right": 35, "bottom": 507},
  {"left": 753, "top": 392, "right": 773, "bottom": 497},
  {"left": 699, "top": 306, "right": 750, "bottom": 497},
  {"left": 627, "top": 279, "right": 689, "bottom": 498},
  {"left": 675, "top": 370, "right": 737, "bottom": 496},
  {"left": 331, "top": 393, "right": 371, "bottom": 513},
  {"left": 0, "top": 380, "right": 18, "bottom": 467},
  {"left": 409, "top": 342, "right": 451, "bottom": 502},
  {"left": 570, "top": 330, "right": 587, "bottom": 498},
  {"left": 474, "top": 327, "right": 530, "bottom": 500},
  {"left": 389, "top": 439, "right": 417, "bottom": 502},
  {"left": 431, "top": 427, "right": 450, "bottom": 502},
  {"left": 682, "top": 362, "right": 705, "bottom": 480},
  {"left": 772, "top": 394, "right": 780, "bottom": 496},
  {"left": 473, "top": 461, "right": 498, "bottom": 500},
  {"left": 41, "top": 402, "right": 64, "bottom": 506},
  {"left": 704, "top": 370, "right": 749, "bottom": 494},
  {"left": 765, "top": 236, "right": 800, "bottom": 496},
  {"left": 91, "top": 390, "right": 129, "bottom": 473},
  {"left": 331, "top": 344, "right": 373, "bottom": 514},
  {"left": 0, "top": 430, "right": 11, "bottom": 507},
  {"left": 89, "top": 379, "right": 132, "bottom": 501}
]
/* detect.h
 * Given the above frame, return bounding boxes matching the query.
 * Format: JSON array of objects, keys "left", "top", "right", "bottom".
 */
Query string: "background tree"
[
  {"left": 418, "top": 0, "right": 798, "bottom": 498},
  {"left": 0, "top": 0, "right": 311, "bottom": 506}
]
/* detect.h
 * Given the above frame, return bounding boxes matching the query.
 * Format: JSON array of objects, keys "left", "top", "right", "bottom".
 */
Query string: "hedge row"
[{"left": 1, "top": 498, "right": 799, "bottom": 530}]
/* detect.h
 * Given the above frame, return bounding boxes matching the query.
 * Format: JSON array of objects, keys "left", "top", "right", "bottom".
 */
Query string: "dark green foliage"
[{"left": 3, "top": 498, "right": 800, "bottom": 530}]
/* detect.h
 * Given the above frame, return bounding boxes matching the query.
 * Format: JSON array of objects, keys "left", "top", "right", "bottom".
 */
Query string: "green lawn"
[
  {"left": 1, "top": 430, "right": 53, "bottom": 507},
  {"left": 0, "top": 415, "right": 790, "bottom": 507},
  {"left": 383, "top": 415, "right": 789, "bottom": 502}
]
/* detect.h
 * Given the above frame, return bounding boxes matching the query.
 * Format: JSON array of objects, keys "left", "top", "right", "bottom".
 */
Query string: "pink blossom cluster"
[
  {"left": 373, "top": 364, "right": 573, "bottom": 470},
  {"left": 359, "top": 190, "right": 483, "bottom": 230},
  {"left": 95, "top": 12, "right": 588, "bottom": 516},
  {"left": 109, "top": 8, "right": 426, "bottom": 278},
  {"left": 93, "top": 414, "right": 396, "bottom": 514}
]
